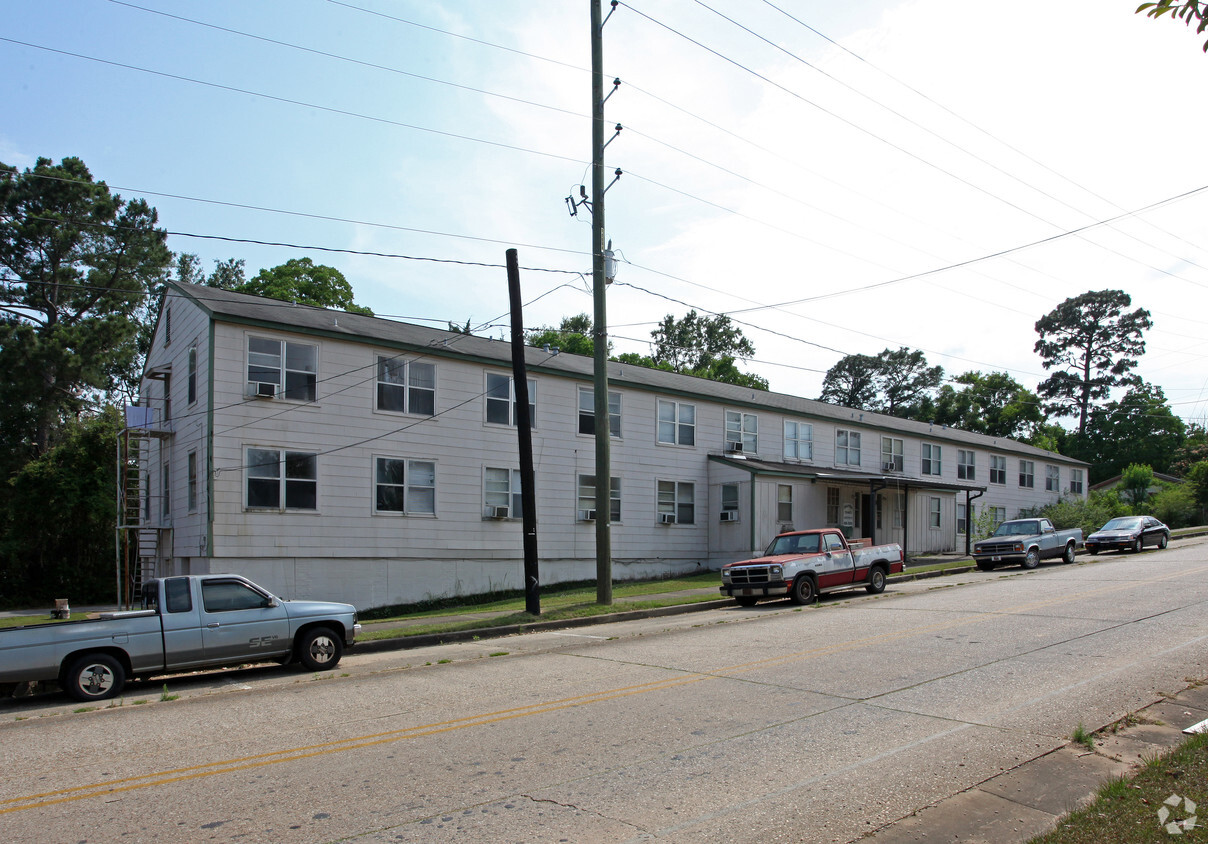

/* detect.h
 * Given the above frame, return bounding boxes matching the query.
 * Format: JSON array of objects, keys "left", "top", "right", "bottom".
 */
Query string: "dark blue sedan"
[{"left": 1085, "top": 516, "right": 1170, "bottom": 555}]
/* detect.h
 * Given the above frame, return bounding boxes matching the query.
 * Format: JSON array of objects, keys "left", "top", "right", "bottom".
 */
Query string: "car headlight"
[
  {"left": 1013, "top": 543, "right": 1023, "bottom": 553},
  {"left": 771, "top": 565, "right": 783, "bottom": 578},
  {"left": 721, "top": 569, "right": 731, "bottom": 580}
]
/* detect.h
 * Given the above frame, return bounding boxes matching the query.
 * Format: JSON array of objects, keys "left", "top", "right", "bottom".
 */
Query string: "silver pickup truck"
[
  {"left": 0, "top": 574, "right": 360, "bottom": 701},
  {"left": 972, "top": 518, "right": 1082, "bottom": 570}
]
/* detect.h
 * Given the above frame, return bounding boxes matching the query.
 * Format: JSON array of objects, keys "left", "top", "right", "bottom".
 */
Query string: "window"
[
  {"left": 784, "top": 421, "right": 813, "bottom": 460},
  {"left": 187, "top": 451, "right": 197, "bottom": 513},
  {"left": 725, "top": 410, "right": 758, "bottom": 453},
  {"left": 921, "top": 443, "right": 942, "bottom": 476},
  {"left": 201, "top": 580, "right": 269, "bottom": 613},
  {"left": 246, "top": 448, "right": 318, "bottom": 510},
  {"left": 1019, "top": 460, "right": 1035, "bottom": 489},
  {"left": 876, "top": 495, "right": 884, "bottom": 530},
  {"left": 835, "top": 430, "right": 861, "bottom": 466},
  {"left": 375, "top": 457, "right": 435, "bottom": 515},
  {"left": 777, "top": 484, "right": 793, "bottom": 523},
  {"left": 881, "top": 437, "right": 904, "bottom": 472},
  {"left": 893, "top": 494, "right": 905, "bottom": 529},
  {"left": 826, "top": 487, "right": 840, "bottom": 525},
  {"left": 162, "top": 373, "right": 171, "bottom": 422},
  {"left": 657, "top": 399, "right": 696, "bottom": 446},
  {"left": 578, "top": 387, "right": 621, "bottom": 437},
  {"left": 164, "top": 577, "right": 192, "bottom": 613},
  {"left": 1070, "top": 468, "right": 1084, "bottom": 495},
  {"left": 957, "top": 502, "right": 968, "bottom": 535},
  {"left": 248, "top": 336, "right": 317, "bottom": 401},
  {"left": 990, "top": 455, "right": 1006, "bottom": 485},
  {"left": 1045, "top": 465, "right": 1060, "bottom": 492},
  {"left": 165, "top": 307, "right": 171, "bottom": 345},
  {"left": 721, "top": 483, "right": 739, "bottom": 519},
  {"left": 958, "top": 450, "right": 975, "bottom": 481},
  {"left": 485, "top": 467, "right": 522, "bottom": 519},
  {"left": 657, "top": 480, "right": 695, "bottom": 525},
  {"left": 989, "top": 505, "right": 1006, "bottom": 525},
  {"left": 187, "top": 346, "right": 197, "bottom": 405},
  {"left": 377, "top": 356, "right": 435, "bottom": 416},
  {"left": 578, "top": 474, "right": 621, "bottom": 521},
  {"left": 929, "top": 497, "right": 941, "bottom": 529},
  {"left": 162, "top": 461, "right": 170, "bottom": 518},
  {"left": 485, "top": 373, "right": 535, "bottom": 426}
]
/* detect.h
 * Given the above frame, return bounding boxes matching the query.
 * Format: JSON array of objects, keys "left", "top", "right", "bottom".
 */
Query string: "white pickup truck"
[
  {"left": 0, "top": 575, "right": 360, "bottom": 701},
  {"left": 720, "top": 529, "right": 905, "bottom": 607}
]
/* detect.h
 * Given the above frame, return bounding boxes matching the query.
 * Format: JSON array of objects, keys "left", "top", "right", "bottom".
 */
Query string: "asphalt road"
[{"left": 3, "top": 538, "right": 1207, "bottom": 844}]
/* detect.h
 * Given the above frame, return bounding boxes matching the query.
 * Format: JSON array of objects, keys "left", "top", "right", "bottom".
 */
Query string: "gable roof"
[{"left": 165, "top": 280, "right": 1085, "bottom": 465}]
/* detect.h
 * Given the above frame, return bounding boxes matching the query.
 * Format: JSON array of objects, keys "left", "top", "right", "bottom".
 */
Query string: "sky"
[{"left": 4, "top": 0, "right": 1207, "bottom": 426}]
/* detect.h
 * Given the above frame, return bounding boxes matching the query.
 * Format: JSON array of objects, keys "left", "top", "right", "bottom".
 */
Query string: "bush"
[
  {"left": 1037, "top": 491, "right": 1128, "bottom": 539},
  {"left": 1149, "top": 483, "right": 1199, "bottom": 528}
]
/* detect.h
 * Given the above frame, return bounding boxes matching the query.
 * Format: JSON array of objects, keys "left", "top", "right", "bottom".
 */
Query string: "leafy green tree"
[
  {"left": 1121, "top": 463, "right": 1155, "bottom": 506},
  {"left": 1148, "top": 483, "right": 1198, "bottom": 528},
  {"left": 526, "top": 313, "right": 598, "bottom": 357},
  {"left": 1071, "top": 382, "right": 1184, "bottom": 480},
  {"left": 1033, "top": 290, "right": 1152, "bottom": 435},
  {"left": 930, "top": 371, "right": 1043, "bottom": 438},
  {"left": 818, "top": 353, "right": 878, "bottom": 409},
  {"left": 818, "top": 347, "right": 941, "bottom": 416},
  {"left": 237, "top": 258, "right": 372, "bottom": 315},
  {"left": 1186, "top": 460, "right": 1208, "bottom": 514},
  {"left": 0, "top": 156, "right": 171, "bottom": 459},
  {"left": 447, "top": 319, "right": 473, "bottom": 335},
  {"left": 639, "top": 310, "right": 767, "bottom": 389},
  {"left": 1137, "top": 1, "right": 1208, "bottom": 52},
  {"left": 1170, "top": 422, "right": 1208, "bottom": 476}
]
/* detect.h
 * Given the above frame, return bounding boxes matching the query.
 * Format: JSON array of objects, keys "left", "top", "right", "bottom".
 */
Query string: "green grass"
[
  {"left": 0, "top": 614, "right": 76, "bottom": 630},
  {"left": 1029, "top": 731, "right": 1208, "bottom": 843}
]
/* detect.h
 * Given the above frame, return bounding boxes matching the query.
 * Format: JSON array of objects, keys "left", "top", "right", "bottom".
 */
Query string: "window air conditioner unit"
[
  {"left": 489, "top": 505, "right": 510, "bottom": 519},
  {"left": 726, "top": 441, "right": 744, "bottom": 454},
  {"left": 579, "top": 509, "right": 596, "bottom": 521},
  {"left": 719, "top": 510, "right": 738, "bottom": 522},
  {"left": 883, "top": 461, "right": 899, "bottom": 472},
  {"left": 658, "top": 513, "right": 677, "bottom": 525},
  {"left": 248, "top": 382, "right": 277, "bottom": 399}
]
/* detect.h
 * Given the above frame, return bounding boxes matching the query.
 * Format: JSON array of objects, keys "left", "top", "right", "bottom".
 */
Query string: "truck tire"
[
  {"left": 734, "top": 596, "right": 759, "bottom": 607},
  {"left": 1022, "top": 548, "right": 1040, "bottom": 569},
  {"left": 865, "top": 567, "right": 887, "bottom": 594},
  {"left": 1062, "top": 542, "right": 1076, "bottom": 564},
  {"left": 789, "top": 575, "right": 817, "bottom": 606},
  {"left": 64, "top": 654, "right": 126, "bottom": 702},
  {"left": 297, "top": 627, "right": 343, "bottom": 671}
]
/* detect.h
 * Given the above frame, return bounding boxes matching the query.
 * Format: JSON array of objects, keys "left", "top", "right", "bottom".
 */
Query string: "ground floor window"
[
  {"left": 957, "top": 502, "right": 968, "bottom": 535},
  {"left": 826, "top": 487, "right": 840, "bottom": 525},
  {"left": 578, "top": 474, "right": 621, "bottom": 521},
  {"left": 929, "top": 497, "right": 942, "bottom": 529},
  {"left": 485, "top": 467, "right": 522, "bottom": 519},
  {"left": 657, "top": 480, "right": 695, "bottom": 525}
]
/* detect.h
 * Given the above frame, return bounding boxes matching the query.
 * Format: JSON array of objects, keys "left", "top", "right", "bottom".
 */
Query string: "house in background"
[{"left": 125, "top": 281, "right": 1089, "bottom": 610}]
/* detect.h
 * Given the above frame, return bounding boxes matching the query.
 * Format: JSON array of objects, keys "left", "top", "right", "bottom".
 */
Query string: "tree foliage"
[
  {"left": 1121, "top": 463, "right": 1156, "bottom": 506},
  {"left": 236, "top": 257, "right": 373, "bottom": 315},
  {"left": 818, "top": 353, "right": 879, "bottom": 410},
  {"left": 1137, "top": 1, "right": 1208, "bottom": 52},
  {"left": 623, "top": 311, "right": 767, "bottom": 389},
  {"left": 526, "top": 313, "right": 597, "bottom": 357},
  {"left": 1033, "top": 290, "right": 1152, "bottom": 435},
  {"left": 930, "top": 371, "right": 1043, "bottom": 439},
  {"left": 818, "top": 347, "right": 942, "bottom": 417},
  {"left": 1066, "top": 382, "right": 1185, "bottom": 481}
]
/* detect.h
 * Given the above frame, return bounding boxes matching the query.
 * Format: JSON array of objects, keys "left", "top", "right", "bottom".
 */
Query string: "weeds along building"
[{"left": 129, "top": 281, "right": 1088, "bottom": 609}]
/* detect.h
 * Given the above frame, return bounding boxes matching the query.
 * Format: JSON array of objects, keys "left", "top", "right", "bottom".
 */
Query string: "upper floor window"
[
  {"left": 485, "top": 373, "right": 535, "bottom": 427},
  {"left": 187, "top": 451, "right": 198, "bottom": 513},
  {"left": 377, "top": 356, "right": 435, "bottom": 416},
  {"left": 246, "top": 448, "right": 317, "bottom": 510},
  {"left": 835, "top": 430, "right": 861, "bottom": 466},
  {"left": 578, "top": 387, "right": 621, "bottom": 437},
  {"left": 1019, "top": 460, "right": 1035, "bottom": 489},
  {"left": 375, "top": 457, "right": 436, "bottom": 515},
  {"left": 1045, "top": 465, "right": 1060, "bottom": 492},
  {"left": 881, "top": 437, "right": 903, "bottom": 472},
  {"left": 784, "top": 420, "right": 813, "bottom": 460},
  {"left": 990, "top": 455, "right": 1006, "bottom": 485},
  {"left": 921, "top": 443, "right": 942, "bottom": 476},
  {"left": 657, "top": 399, "right": 695, "bottom": 446},
  {"left": 578, "top": 474, "right": 621, "bottom": 522},
  {"left": 484, "top": 467, "right": 522, "bottom": 519},
  {"left": 187, "top": 347, "right": 197, "bottom": 405},
  {"left": 725, "top": 410, "right": 758, "bottom": 453},
  {"left": 657, "top": 480, "right": 695, "bottom": 525},
  {"left": 957, "top": 449, "right": 976, "bottom": 481},
  {"left": 248, "top": 336, "right": 317, "bottom": 401},
  {"left": 1070, "top": 468, "right": 1085, "bottom": 495}
]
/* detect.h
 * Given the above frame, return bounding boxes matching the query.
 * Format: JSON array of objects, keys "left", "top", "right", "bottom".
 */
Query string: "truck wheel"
[
  {"left": 1131, "top": 537, "right": 1143, "bottom": 554},
  {"left": 1022, "top": 548, "right": 1040, "bottom": 569},
  {"left": 790, "top": 575, "right": 817, "bottom": 605},
  {"left": 1062, "top": 542, "right": 1076, "bottom": 564},
  {"left": 64, "top": 654, "right": 126, "bottom": 702},
  {"left": 734, "top": 596, "right": 759, "bottom": 607},
  {"left": 865, "top": 567, "right": 887, "bottom": 594},
  {"left": 1159, "top": 533, "right": 1169, "bottom": 550},
  {"left": 297, "top": 627, "right": 343, "bottom": 671},
  {"left": 976, "top": 561, "right": 996, "bottom": 572}
]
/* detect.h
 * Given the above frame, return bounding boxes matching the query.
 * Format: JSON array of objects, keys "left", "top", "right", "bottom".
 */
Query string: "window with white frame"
[
  {"left": 246, "top": 448, "right": 318, "bottom": 510},
  {"left": 247, "top": 336, "right": 317, "bottom": 401},
  {"left": 1019, "top": 460, "right": 1035, "bottom": 488},
  {"left": 958, "top": 449, "right": 976, "bottom": 481},
  {"left": 835, "top": 430, "right": 861, "bottom": 466},
  {"left": 724, "top": 410, "right": 758, "bottom": 453},
  {"left": 777, "top": 484, "right": 793, "bottom": 523},
  {"left": 1045, "top": 465, "right": 1060, "bottom": 492},
  {"left": 929, "top": 497, "right": 941, "bottom": 529},
  {"left": 1070, "top": 468, "right": 1084, "bottom": 495},
  {"left": 990, "top": 455, "right": 1006, "bottom": 485},
  {"left": 657, "top": 399, "right": 696, "bottom": 446},
  {"left": 484, "top": 467, "right": 522, "bottom": 519},
  {"left": 485, "top": 373, "right": 536, "bottom": 427},
  {"left": 826, "top": 487, "right": 840, "bottom": 524},
  {"left": 578, "top": 387, "right": 621, "bottom": 437},
  {"left": 721, "top": 483, "right": 739, "bottom": 519},
  {"left": 881, "top": 437, "right": 904, "bottom": 472},
  {"left": 377, "top": 356, "right": 436, "bottom": 416},
  {"left": 957, "top": 502, "right": 968, "bottom": 535},
  {"left": 921, "top": 443, "right": 942, "bottom": 476},
  {"left": 578, "top": 474, "right": 621, "bottom": 521},
  {"left": 988, "top": 505, "right": 1006, "bottom": 525},
  {"left": 187, "top": 451, "right": 197, "bottom": 513},
  {"left": 784, "top": 420, "right": 813, "bottom": 460},
  {"left": 374, "top": 457, "right": 435, "bottom": 515},
  {"left": 187, "top": 346, "right": 197, "bottom": 406},
  {"left": 657, "top": 480, "right": 695, "bottom": 524}
]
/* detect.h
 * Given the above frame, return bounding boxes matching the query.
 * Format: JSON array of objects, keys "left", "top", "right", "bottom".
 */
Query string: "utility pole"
[
  {"left": 506, "top": 249, "right": 540, "bottom": 615},
  {"left": 591, "top": 0, "right": 612, "bottom": 604}
]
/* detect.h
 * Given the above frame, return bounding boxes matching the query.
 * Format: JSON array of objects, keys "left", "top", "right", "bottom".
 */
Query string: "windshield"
[
  {"left": 764, "top": 533, "right": 821, "bottom": 556},
  {"left": 1101, "top": 517, "right": 1143, "bottom": 531},
  {"left": 992, "top": 520, "right": 1038, "bottom": 537}
]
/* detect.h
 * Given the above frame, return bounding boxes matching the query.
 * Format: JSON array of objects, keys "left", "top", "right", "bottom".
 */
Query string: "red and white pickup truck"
[{"left": 720, "top": 529, "right": 904, "bottom": 607}]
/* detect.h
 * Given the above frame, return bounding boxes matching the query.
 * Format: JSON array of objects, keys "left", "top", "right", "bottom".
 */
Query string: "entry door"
[{"left": 199, "top": 579, "right": 291, "bottom": 664}]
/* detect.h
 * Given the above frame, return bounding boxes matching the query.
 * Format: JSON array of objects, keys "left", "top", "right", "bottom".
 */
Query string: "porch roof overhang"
[{"left": 708, "top": 454, "right": 988, "bottom": 495}]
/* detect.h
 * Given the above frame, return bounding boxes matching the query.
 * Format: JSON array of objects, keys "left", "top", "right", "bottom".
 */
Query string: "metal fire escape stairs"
[{"left": 116, "top": 368, "right": 172, "bottom": 607}]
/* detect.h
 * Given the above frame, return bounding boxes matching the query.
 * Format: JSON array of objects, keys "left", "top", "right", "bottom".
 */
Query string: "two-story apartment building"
[{"left": 128, "top": 281, "right": 1088, "bottom": 609}]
